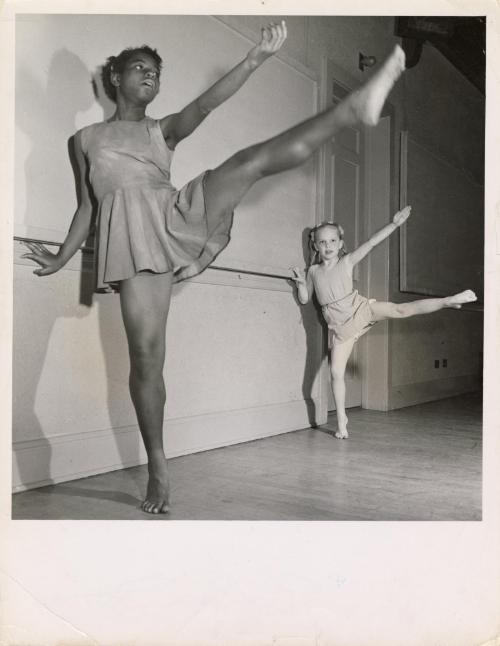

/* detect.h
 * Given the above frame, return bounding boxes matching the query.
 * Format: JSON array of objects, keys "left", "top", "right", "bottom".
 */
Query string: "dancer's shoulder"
[
  {"left": 77, "top": 120, "right": 105, "bottom": 135},
  {"left": 75, "top": 121, "right": 105, "bottom": 153}
]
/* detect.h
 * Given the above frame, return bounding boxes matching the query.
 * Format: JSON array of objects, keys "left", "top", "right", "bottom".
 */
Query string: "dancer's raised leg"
[
  {"left": 204, "top": 45, "right": 405, "bottom": 217},
  {"left": 120, "top": 271, "right": 174, "bottom": 514},
  {"left": 371, "top": 290, "right": 477, "bottom": 321},
  {"left": 330, "top": 337, "right": 356, "bottom": 439}
]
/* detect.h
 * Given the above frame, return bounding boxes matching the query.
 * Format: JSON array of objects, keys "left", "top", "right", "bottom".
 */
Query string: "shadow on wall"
[
  {"left": 285, "top": 226, "right": 326, "bottom": 428},
  {"left": 17, "top": 49, "right": 95, "bottom": 241},
  {"left": 13, "top": 49, "right": 143, "bottom": 499}
]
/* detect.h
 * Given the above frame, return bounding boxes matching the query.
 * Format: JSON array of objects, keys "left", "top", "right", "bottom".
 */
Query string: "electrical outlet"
[{"left": 434, "top": 359, "right": 440, "bottom": 368}]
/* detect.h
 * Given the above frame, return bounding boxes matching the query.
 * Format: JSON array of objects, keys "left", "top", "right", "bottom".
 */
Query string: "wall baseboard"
[
  {"left": 389, "top": 375, "right": 481, "bottom": 410},
  {"left": 12, "top": 399, "right": 319, "bottom": 492}
]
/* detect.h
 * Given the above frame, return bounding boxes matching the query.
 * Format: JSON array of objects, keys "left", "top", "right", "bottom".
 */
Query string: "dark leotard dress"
[
  {"left": 79, "top": 117, "right": 234, "bottom": 292},
  {"left": 308, "top": 255, "right": 377, "bottom": 345}
]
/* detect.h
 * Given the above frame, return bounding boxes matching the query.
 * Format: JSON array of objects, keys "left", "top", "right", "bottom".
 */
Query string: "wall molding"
[
  {"left": 12, "top": 398, "right": 320, "bottom": 492},
  {"left": 389, "top": 375, "right": 481, "bottom": 410}
]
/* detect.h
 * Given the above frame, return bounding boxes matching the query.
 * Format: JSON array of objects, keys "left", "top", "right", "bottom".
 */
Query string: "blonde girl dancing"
[{"left": 292, "top": 207, "right": 476, "bottom": 439}]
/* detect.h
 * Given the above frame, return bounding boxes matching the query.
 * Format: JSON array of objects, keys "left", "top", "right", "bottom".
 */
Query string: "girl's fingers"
[
  {"left": 290, "top": 267, "right": 305, "bottom": 282},
  {"left": 277, "top": 20, "right": 287, "bottom": 44},
  {"left": 271, "top": 22, "right": 286, "bottom": 49},
  {"left": 23, "top": 242, "right": 51, "bottom": 256},
  {"left": 21, "top": 251, "right": 44, "bottom": 263},
  {"left": 25, "top": 241, "right": 44, "bottom": 251},
  {"left": 275, "top": 20, "right": 286, "bottom": 45},
  {"left": 261, "top": 20, "right": 286, "bottom": 50},
  {"left": 21, "top": 253, "right": 39, "bottom": 263},
  {"left": 21, "top": 251, "right": 52, "bottom": 269}
]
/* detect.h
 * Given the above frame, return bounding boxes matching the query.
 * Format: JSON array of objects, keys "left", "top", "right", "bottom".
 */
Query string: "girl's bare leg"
[
  {"left": 370, "top": 290, "right": 477, "bottom": 321},
  {"left": 204, "top": 45, "right": 405, "bottom": 217},
  {"left": 330, "top": 337, "right": 356, "bottom": 439},
  {"left": 120, "top": 271, "right": 174, "bottom": 514}
]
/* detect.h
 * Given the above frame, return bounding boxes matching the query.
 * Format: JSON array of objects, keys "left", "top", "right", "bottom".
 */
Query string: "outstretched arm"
[
  {"left": 346, "top": 206, "right": 411, "bottom": 269},
  {"left": 160, "top": 21, "right": 287, "bottom": 149},
  {"left": 22, "top": 131, "right": 94, "bottom": 276}
]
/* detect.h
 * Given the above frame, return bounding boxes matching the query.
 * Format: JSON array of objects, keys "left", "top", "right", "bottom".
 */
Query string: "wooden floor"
[{"left": 12, "top": 393, "right": 482, "bottom": 521}]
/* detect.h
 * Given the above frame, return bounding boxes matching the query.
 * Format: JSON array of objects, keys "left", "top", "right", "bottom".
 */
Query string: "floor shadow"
[{"left": 41, "top": 483, "right": 142, "bottom": 508}]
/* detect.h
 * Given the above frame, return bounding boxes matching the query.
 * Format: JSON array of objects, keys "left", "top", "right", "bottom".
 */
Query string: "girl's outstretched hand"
[
  {"left": 247, "top": 20, "right": 287, "bottom": 67},
  {"left": 21, "top": 242, "right": 64, "bottom": 276},
  {"left": 393, "top": 205, "right": 412, "bottom": 227},
  {"left": 291, "top": 267, "right": 306, "bottom": 285}
]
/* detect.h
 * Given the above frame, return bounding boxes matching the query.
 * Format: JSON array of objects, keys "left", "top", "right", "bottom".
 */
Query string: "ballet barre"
[
  {"left": 211, "top": 264, "right": 293, "bottom": 281},
  {"left": 14, "top": 236, "right": 93, "bottom": 254},
  {"left": 14, "top": 237, "right": 294, "bottom": 282}
]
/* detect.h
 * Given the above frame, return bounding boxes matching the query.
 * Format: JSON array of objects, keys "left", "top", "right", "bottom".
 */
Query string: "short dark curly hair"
[{"left": 101, "top": 45, "right": 163, "bottom": 102}]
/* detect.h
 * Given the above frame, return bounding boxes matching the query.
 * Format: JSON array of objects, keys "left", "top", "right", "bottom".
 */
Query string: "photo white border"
[{"left": 1, "top": 2, "right": 499, "bottom": 645}]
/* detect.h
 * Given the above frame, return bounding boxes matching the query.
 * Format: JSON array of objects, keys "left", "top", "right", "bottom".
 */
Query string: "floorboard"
[{"left": 11, "top": 393, "right": 482, "bottom": 521}]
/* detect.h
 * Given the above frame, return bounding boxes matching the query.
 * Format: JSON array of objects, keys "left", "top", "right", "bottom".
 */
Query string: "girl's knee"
[
  {"left": 259, "top": 140, "right": 313, "bottom": 174},
  {"left": 129, "top": 341, "right": 164, "bottom": 378},
  {"left": 232, "top": 139, "right": 313, "bottom": 177},
  {"left": 385, "top": 302, "right": 407, "bottom": 318},
  {"left": 231, "top": 145, "right": 267, "bottom": 179},
  {"left": 393, "top": 303, "right": 410, "bottom": 318},
  {"left": 284, "top": 140, "right": 314, "bottom": 166},
  {"left": 330, "top": 365, "right": 346, "bottom": 382}
]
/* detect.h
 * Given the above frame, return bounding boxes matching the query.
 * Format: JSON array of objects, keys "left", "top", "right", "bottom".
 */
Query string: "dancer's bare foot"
[
  {"left": 142, "top": 453, "right": 170, "bottom": 514},
  {"left": 339, "top": 44, "right": 405, "bottom": 128},
  {"left": 334, "top": 412, "right": 349, "bottom": 439},
  {"left": 446, "top": 290, "right": 477, "bottom": 309}
]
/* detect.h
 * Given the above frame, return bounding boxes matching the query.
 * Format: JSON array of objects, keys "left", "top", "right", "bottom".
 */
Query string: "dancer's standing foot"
[
  {"left": 142, "top": 450, "right": 170, "bottom": 514},
  {"left": 335, "top": 411, "right": 349, "bottom": 439}
]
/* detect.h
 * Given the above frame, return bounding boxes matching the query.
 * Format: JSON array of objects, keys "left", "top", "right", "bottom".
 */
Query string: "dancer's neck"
[{"left": 109, "top": 105, "right": 147, "bottom": 122}]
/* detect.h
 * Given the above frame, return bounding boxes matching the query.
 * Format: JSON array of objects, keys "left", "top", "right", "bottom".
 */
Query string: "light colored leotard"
[
  {"left": 79, "top": 117, "right": 234, "bottom": 292},
  {"left": 308, "top": 255, "right": 376, "bottom": 344}
]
